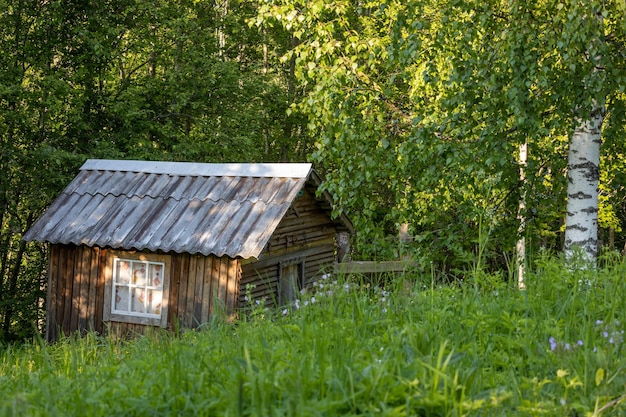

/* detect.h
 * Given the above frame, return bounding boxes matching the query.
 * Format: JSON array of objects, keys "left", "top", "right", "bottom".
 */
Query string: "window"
[{"left": 104, "top": 251, "right": 170, "bottom": 327}]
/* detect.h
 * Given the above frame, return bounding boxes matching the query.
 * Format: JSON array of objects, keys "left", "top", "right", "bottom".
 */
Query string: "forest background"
[{"left": 1, "top": 0, "right": 625, "bottom": 343}]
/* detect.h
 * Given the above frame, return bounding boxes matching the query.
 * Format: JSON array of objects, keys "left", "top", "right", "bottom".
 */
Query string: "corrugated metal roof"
[{"left": 23, "top": 160, "right": 315, "bottom": 259}]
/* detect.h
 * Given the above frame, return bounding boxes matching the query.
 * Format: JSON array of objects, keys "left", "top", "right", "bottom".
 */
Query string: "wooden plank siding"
[
  {"left": 45, "top": 244, "right": 241, "bottom": 341},
  {"left": 240, "top": 188, "right": 339, "bottom": 306}
]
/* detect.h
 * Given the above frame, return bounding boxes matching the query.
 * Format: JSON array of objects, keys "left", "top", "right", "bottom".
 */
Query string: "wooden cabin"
[{"left": 23, "top": 160, "right": 352, "bottom": 341}]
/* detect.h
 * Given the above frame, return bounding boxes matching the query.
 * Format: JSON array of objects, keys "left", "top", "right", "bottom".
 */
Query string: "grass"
[{"left": 2, "top": 255, "right": 626, "bottom": 416}]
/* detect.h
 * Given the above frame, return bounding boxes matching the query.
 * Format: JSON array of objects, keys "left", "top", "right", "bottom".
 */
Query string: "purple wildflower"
[{"left": 549, "top": 337, "right": 557, "bottom": 351}]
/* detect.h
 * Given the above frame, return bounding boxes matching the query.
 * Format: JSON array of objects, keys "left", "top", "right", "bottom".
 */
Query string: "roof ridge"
[{"left": 80, "top": 159, "right": 312, "bottom": 179}]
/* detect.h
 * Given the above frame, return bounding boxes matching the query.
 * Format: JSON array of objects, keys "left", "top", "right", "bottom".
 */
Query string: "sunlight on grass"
[{"left": 1, "top": 256, "right": 626, "bottom": 416}]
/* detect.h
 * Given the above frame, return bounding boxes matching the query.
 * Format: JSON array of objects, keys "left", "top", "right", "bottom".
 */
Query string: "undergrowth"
[{"left": 1, "top": 256, "right": 626, "bottom": 416}]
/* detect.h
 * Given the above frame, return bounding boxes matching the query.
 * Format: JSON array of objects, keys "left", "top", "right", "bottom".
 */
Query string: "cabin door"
[{"left": 279, "top": 259, "right": 304, "bottom": 305}]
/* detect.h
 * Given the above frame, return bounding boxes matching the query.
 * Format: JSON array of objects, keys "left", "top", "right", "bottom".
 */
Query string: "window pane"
[
  {"left": 149, "top": 264, "right": 163, "bottom": 288},
  {"left": 147, "top": 289, "right": 163, "bottom": 315},
  {"left": 117, "top": 261, "right": 131, "bottom": 284},
  {"left": 115, "top": 286, "right": 129, "bottom": 312},
  {"left": 132, "top": 263, "right": 147, "bottom": 285},
  {"left": 131, "top": 288, "right": 146, "bottom": 313}
]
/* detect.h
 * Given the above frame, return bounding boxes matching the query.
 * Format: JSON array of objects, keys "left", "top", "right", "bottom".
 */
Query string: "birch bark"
[
  {"left": 516, "top": 142, "right": 527, "bottom": 289},
  {"left": 563, "top": 108, "right": 604, "bottom": 262}
]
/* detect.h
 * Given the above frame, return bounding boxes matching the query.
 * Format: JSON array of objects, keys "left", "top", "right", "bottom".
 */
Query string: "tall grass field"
[{"left": 2, "top": 256, "right": 626, "bottom": 416}]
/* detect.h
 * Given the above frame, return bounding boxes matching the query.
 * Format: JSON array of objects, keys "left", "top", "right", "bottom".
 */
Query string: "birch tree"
[
  {"left": 562, "top": 6, "right": 607, "bottom": 263},
  {"left": 430, "top": 0, "right": 621, "bottom": 265}
]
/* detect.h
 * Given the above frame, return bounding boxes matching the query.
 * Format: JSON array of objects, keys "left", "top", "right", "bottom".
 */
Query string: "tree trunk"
[
  {"left": 2, "top": 238, "right": 27, "bottom": 338},
  {"left": 516, "top": 142, "right": 527, "bottom": 289},
  {"left": 563, "top": 107, "right": 604, "bottom": 263}
]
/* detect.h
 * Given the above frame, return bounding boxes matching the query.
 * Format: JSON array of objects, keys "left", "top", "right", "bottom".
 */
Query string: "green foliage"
[
  {"left": 258, "top": 0, "right": 626, "bottom": 271},
  {"left": 2, "top": 259, "right": 626, "bottom": 415}
]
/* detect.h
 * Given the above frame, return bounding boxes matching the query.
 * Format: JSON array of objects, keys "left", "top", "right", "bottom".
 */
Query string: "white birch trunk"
[
  {"left": 516, "top": 142, "right": 527, "bottom": 289},
  {"left": 563, "top": 108, "right": 604, "bottom": 263}
]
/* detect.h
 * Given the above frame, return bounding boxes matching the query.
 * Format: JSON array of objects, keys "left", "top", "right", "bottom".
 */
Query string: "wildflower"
[
  {"left": 577, "top": 340, "right": 583, "bottom": 346},
  {"left": 255, "top": 299, "right": 261, "bottom": 305},
  {"left": 565, "top": 343, "right": 571, "bottom": 351},
  {"left": 311, "top": 296, "right": 316, "bottom": 304},
  {"left": 549, "top": 337, "right": 557, "bottom": 351},
  {"left": 282, "top": 309, "right": 288, "bottom": 316},
  {"left": 596, "top": 320, "right": 603, "bottom": 326}
]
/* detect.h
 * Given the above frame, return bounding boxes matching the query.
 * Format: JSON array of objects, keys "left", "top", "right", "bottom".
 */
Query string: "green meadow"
[{"left": 2, "top": 256, "right": 626, "bottom": 416}]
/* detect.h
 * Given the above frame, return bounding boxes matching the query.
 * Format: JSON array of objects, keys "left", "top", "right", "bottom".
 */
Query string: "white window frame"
[{"left": 104, "top": 251, "right": 170, "bottom": 328}]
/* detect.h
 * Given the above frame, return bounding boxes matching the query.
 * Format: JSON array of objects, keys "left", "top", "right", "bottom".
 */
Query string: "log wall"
[{"left": 240, "top": 188, "right": 338, "bottom": 305}]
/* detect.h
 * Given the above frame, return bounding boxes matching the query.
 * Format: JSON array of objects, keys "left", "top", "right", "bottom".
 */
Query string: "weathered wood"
[
  {"left": 61, "top": 245, "right": 73, "bottom": 336},
  {"left": 191, "top": 255, "right": 205, "bottom": 328},
  {"left": 210, "top": 256, "right": 220, "bottom": 315},
  {"left": 240, "top": 187, "right": 339, "bottom": 307},
  {"left": 226, "top": 258, "right": 240, "bottom": 313},
  {"left": 78, "top": 246, "right": 91, "bottom": 332},
  {"left": 239, "top": 264, "right": 278, "bottom": 305},
  {"left": 267, "top": 230, "right": 334, "bottom": 253},
  {"left": 177, "top": 254, "right": 190, "bottom": 327},
  {"left": 86, "top": 247, "right": 98, "bottom": 331},
  {"left": 201, "top": 256, "right": 214, "bottom": 323},
  {"left": 94, "top": 247, "right": 105, "bottom": 334},
  {"left": 217, "top": 258, "right": 228, "bottom": 313},
  {"left": 168, "top": 254, "right": 180, "bottom": 328},
  {"left": 243, "top": 242, "right": 335, "bottom": 270},
  {"left": 185, "top": 255, "right": 197, "bottom": 328},
  {"left": 333, "top": 261, "right": 420, "bottom": 274},
  {"left": 102, "top": 249, "right": 113, "bottom": 323},
  {"left": 47, "top": 244, "right": 242, "bottom": 341},
  {"left": 69, "top": 247, "right": 80, "bottom": 333},
  {"left": 337, "top": 232, "right": 351, "bottom": 263}
]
